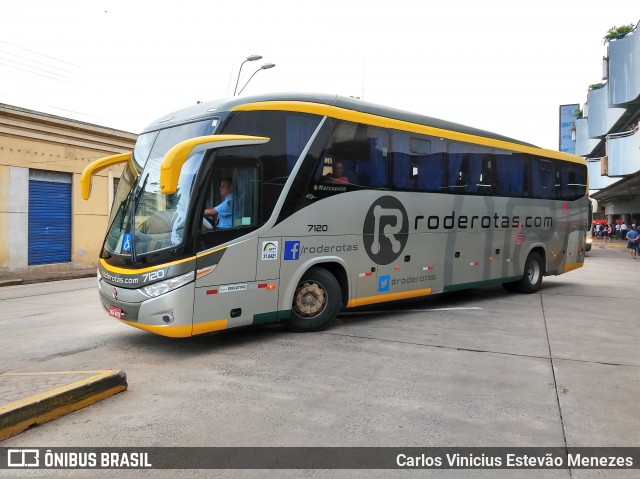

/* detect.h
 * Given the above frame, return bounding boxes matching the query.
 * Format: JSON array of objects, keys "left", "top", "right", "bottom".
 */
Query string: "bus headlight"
[
  {"left": 586, "top": 237, "right": 593, "bottom": 245},
  {"left": 142, "top": 271, "right": 194, "bottom": 298}
]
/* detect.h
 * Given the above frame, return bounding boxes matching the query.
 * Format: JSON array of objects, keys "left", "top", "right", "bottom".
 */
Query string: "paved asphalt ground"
[{"left": 0, "top": 241, "right": 640, "bottom": 478}]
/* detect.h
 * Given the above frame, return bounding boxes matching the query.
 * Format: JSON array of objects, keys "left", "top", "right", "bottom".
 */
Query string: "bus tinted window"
[
  {"left": 448, "top": 142, "right": 489, "bottom": 195},
  {"left": 437, "top": 141, "right": 490, "bottom": 195},
  {"left": 219, "top": 111, "right": 321, "bottom": 223},
  {"left": 531, "top": 158, "right": 558, "bottom": 199},
  {"left": 391, "top": 132, "right": 446, "bottom": 192},
  {"left": 313, "top": 121, "right": 389, "bottom": 191},
  {"left": 559, "top": 161, "right": 587, "bottom": 200},
  {"left": 494, "top": 153, "right": 528, "bottom": 197}
]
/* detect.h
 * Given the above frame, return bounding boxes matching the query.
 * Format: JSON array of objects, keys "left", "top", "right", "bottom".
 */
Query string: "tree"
[{"left": 603, "top": 24, "right": 635, "bottom": 44}]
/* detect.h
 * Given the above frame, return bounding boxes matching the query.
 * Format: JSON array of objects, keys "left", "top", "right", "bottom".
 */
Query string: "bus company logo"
[
  {"left": 261, "top": 241, "right": 278, "bottom": 260},
  {"left": 284, "top": 241, "right": 301, "bottom": 261},
  {"left": 8, "top": 449, "right": 39, "bottom": 467},
  {"left": 363, "top": 196, "right": 409, "bottom": 265}
]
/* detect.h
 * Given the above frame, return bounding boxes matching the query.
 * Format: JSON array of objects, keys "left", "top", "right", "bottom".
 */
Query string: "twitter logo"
[{"left": 378, "top": 275, "right": 390, "bottom": 292}]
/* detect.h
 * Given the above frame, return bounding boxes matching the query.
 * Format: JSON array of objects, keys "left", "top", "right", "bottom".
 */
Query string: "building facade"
[
  {"left": 572, "top": 21, "right": 640, "bottom": 226},
  {"left": 0, "top": 104, "right": 136, "bottom": 274}
]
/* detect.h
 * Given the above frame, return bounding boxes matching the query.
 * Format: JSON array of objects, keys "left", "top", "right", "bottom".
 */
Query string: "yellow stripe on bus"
[
  {"left": 100, "top": 257, "right": 196, "bottom": 275},
  {"left": 196, "top": 245, "right": 228, "bottom": 259},
  {"left": 118, "top": 319, "right": 228, "bottom": 338},
  {"left": 564, "top": 262, "right": 584, "bottom": 273},
  {"left": 192, "top": 319, "right": 228, "bottom": 335},
  {"left": 347, "top": 288, "right": 432, "bottom": 308},
  {"left": 232, "top": 101, "right": 584, "bottom": 165}
]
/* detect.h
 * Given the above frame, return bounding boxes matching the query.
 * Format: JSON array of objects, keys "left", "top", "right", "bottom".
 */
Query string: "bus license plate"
[{"left": 109, "top": 305, "right": 122, "bottom": 319}]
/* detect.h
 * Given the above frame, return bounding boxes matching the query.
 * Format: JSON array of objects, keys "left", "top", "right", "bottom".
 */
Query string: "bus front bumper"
[{"left": 98, "top": 279, "right": 196, "bottom": 337}]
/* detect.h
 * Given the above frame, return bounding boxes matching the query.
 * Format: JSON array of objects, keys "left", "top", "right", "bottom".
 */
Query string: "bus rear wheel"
[
  {"left": 285, "top": 268, "right": 341, "bottom": 332},
  {"left": 503, "top": 251, "right": 544, "bottom": 294}
]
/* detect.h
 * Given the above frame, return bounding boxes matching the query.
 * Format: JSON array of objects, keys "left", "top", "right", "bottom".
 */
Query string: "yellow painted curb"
[{"left": 0, "top": 370, "right": 127, "bottom": 442}]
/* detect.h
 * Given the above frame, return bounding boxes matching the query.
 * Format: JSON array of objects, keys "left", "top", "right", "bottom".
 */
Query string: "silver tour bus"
[{"left": 81, "top": 93, "right": 588, "bottom": 337}]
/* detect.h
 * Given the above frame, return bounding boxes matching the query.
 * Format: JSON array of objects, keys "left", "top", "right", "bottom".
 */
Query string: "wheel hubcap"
[
  {"left": 528, "top": 262, "right": 540, "bottom": 284},
  {"left": 294, "top": 281, "right": 326, "bottom": 318}
]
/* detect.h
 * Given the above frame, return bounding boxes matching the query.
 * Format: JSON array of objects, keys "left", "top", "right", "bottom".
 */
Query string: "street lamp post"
[
  {"left": 237, "top": 63, "right": 276, "bottom": 95},
  {"left": 233, "top": 55, "right": 262, "bottom": 96}
]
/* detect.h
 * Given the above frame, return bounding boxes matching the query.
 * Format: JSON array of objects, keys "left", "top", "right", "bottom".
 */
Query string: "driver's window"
[
  {"left": 202, "top": 166, "right": 259, "bottom": 231},
  {"left": 231, "top": 168, "right": 258, "bottom": 227}
]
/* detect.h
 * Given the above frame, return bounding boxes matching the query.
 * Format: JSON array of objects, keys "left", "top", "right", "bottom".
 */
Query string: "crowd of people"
[{"left": 593, "top": 222, "right": 640, "bottom": 259}]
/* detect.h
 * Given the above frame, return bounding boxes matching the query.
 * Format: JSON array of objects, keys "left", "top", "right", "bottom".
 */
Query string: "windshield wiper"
[{"left": 128, "top": 173, "right": 149, "bottom": 263}]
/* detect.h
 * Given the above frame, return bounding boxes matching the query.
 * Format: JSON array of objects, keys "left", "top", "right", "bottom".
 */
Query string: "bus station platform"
[
  {"left": 0, "top": 265, "right": 123, "bottom": 442},
  {"left": 0, "top": 370, "right": 127, "bottom": 441}
]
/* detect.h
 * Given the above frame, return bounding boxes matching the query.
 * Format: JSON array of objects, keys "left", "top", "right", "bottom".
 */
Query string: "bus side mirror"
[{"left": 80, "top": 152, "right": 135, "bottom": 200}]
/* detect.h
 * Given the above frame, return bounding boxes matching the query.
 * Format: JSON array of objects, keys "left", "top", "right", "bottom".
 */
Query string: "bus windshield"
[{"left": 104, "top": 119, "right": 217, "bottom": 257}]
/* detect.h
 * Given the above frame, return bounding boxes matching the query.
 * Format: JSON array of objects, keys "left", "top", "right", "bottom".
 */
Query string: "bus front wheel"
[
  {"left": 286, "top": 268, "right": 341, "bottom": 332},
  {"left": 504, "top": 251, "right": 544, "bottom": 294}
]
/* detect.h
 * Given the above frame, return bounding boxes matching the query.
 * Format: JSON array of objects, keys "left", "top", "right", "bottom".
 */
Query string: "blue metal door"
[{"left": 28, "top": 180, "right": 72, "bottom": 265}]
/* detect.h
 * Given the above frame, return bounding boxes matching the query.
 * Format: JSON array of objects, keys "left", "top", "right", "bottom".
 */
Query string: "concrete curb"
[
  {"left": 0, "top": 370, "right": 127, "bottom": 442},
  {"left": 0, "top": 271, "right": 97, "bottom": 288}
]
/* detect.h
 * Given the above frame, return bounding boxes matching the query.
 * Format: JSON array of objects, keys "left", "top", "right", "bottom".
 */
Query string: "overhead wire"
[
  {"left": 0, "top": 58, "right": 76, "bottom": 84},
  {"left": 0, "top": 39, "right": 98, "bottom": 121},
  {"left": 0, "top": 40, "right": 82, "bottom": 69}
]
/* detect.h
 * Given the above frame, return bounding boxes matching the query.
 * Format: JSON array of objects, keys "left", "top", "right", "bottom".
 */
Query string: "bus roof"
[{"left": 143, "top": 92, "right": 536, "bottom": 147}]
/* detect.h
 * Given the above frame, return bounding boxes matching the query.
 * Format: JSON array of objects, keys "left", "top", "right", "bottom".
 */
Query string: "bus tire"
[
  {"left": 285, "top": 267, "right": 341, "bottom": 332},
  {"left": 504, "top": 251, "right": 544, "bottom": 294}
]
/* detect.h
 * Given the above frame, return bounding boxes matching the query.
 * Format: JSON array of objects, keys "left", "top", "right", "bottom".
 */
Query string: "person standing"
[
  {"left": 620, "top": 222, "right": 628, "bottom": 240},
  {"left": 627, "top": 225, "right": 639, "bottom": 259}
]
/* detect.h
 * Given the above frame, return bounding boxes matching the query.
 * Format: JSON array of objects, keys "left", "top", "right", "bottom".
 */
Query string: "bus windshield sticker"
[
  {"left": 122, "top": 233, "right": 132, "bottom": 253},
  {"left": 262, "top": 241, "right": 278, "bottom": 260}
]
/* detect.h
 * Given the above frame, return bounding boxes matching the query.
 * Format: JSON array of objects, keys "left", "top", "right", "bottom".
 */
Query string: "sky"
[{"left": 0, "top": 0, "right": 638, "bottom": 150}]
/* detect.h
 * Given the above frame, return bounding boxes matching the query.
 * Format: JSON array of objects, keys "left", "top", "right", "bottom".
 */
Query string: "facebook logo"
[
  {"left": 378, "top": 275, "right": 390, "bottom": 292},
  {"left": 284, "top": 241, "right": 301, "bottom": 261}
]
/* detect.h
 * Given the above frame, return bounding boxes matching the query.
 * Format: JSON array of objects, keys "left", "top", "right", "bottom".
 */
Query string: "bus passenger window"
[
  {"left": 531, "top": 158, "right": 557, "bottom": 199},
  {"left": 495, "top": 154, "right": 526, "bottom": 196},
  {"left": 559, "top": 162, "right": 587, "bottom": 201},
  {"left": 312, "top": 121, "right": 389, "bottom": 192},
  {"left": 416, "top": 153, "right": 446, "bottom": 191},
  {"left": 391, "top": 134, "right": 411, "bottom": 189},
  {"left": 391, "top": 132, "right": 451, "bottom": 193},
  {"left": 468, "top": 154, "right": 492, "bottom": 194},
  {"left": 448, "top": 153, "right": 468, "bottom": 192}
]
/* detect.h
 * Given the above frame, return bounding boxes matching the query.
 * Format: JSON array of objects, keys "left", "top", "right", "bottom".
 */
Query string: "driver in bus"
[{"left": 204, "top": 177, "right": 233, "bottom": 228}]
